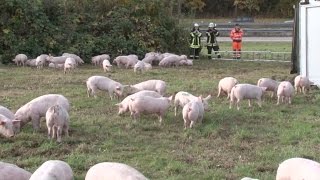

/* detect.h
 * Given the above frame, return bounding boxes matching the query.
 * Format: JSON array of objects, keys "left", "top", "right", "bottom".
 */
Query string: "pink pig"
[
  {"left": 277, "top": 81, "right": 294, "bottom": 105},
  {"left": 217, "top": 77, "right": 239, "bottom": 99},
  {"left": 294, "top": 75, "right": 314, "bottom": 94}
]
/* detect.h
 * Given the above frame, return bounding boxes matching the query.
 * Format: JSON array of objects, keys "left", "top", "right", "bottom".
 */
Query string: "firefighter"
[
  {"left": 206, "top": 23, "right": 221, "bottom": 59},
  {"left": 230, "top": 23, "right": 244, "bottom": 60},
  {"left": 189, "top": 23, "right": 202, "bottom": 59}
]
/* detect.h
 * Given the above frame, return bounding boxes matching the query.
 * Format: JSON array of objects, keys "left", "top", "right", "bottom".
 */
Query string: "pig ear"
[
  {"left": 115, "top": 103, "right": 122, "bottom": 108},
  {"left": 261, "top": 87, "right": 267, "bottom": 91},
  {"left": 116, "top": 86, "right": 121, "bottom": 90}
]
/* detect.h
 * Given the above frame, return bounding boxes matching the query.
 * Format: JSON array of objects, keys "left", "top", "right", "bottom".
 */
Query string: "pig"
[
  {"left": 229, "top": 84, "right": 267, "bottom": 110},
  {"left": 125, "top": 58, "right": 139, "bottom": 69},
  {"left": 46, "top": 105, "right": 69, "bottom": 142},
  {"left": 12, "top": 54, "right": 28, "bottom": 66},
  {"left": 47, "top": 55, "right": 68, "bottom": 68},
  {"left": 29, "top": 160, "right": 73, "bottom": 180},
  {"left": 276, "top": 158, "right": 320, "bottom": 180},
  {"left": 86, "top": 76, "right": 126, "bottom": 99},
  {"left": 129, "top": 80, "right": 166, "bottom": 95},
  {"left": 85, "top": 162, "right": 147, "bottom": 180},
  {"left": 182, "top": 96, "right": 204, "bottom": 129},
  {"left": 92, "top": 54, "right": 111, "bottom": 66},
  {"left": 179, "top": 59, "right": 193, "bottom": 66},
  {"left": 294, "top": 75, "right": 314, "bottom": 94},
  {"left": 113, "top": 56, "right": 130, "bottom": 68},
  {"left": 102, "top": 59, "right": 112, "bottom": 72},
  {"left": 129, "top": 96, "right": 172, "bottom": 124},
  {"left": 257, "top": 78, "right": 280, "bottom": 98},
  {"left": 115, "top": 90, "right": 162, "bottom": 115},
  {"left": 25, "top": 59, "right": 37, "bottom": 67},
  {"left": 62, "top": 53, "right": 84, "bottom": 65},
  {"left": 49, "top": 63, "right": 64, "bottom": 69},
  {"left": 134, "top": 61, "right": 145, "bottom": 73},
  {"left": 0, "top": 105, "right": 20, "bottom": 134},
  {"left": 0, "top": 114, "right": 20, "bottom": 138},
  {"left": 217, "top": 77, "right": 239, "bottom": 99},
  {"left": 173, "top": 91, "right": 211, "bottom": 116},
  {"left": 64, "top": 57, "right": 76, "bottom": 74},
  {"left": 0, "top": 161, "right": 32, "bottom": 180},
  {"left": 277, "top": 81, "right": 294, "bottom": 105},
  {"left": 143, "top": 62, "right": 152, "bottom": 71},
  {"left": 159, "top": 55, "right": 187, "bottom": 67},
  {"left": 14, "top": 94, "right": 70, "bottom": 131},
  {"left": 35, "top": 54, "right": 49, "bottom": 69}
]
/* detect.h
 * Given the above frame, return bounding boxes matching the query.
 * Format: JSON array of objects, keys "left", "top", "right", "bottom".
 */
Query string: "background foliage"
[{"left": 0, "top": 0, "right": 189, "bottom": 64}]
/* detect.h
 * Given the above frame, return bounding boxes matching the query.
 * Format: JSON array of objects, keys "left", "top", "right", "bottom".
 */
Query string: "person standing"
[
  {"left": 230, "top": 23, "right": 244, "bottom": 60},
  {"left": 206, "top": 23, "right": 221, "bottom": 59},
  {"left": 189, "top": 23, "right": 202, "bottom": 59}
]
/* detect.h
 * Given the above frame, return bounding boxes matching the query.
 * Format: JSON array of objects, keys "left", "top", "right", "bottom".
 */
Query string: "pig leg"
[
  {"left": 248, "top": 99, "right": 252, "bottom": 107},
  {"left": 57, "top": 126, "right": 62, "bottom": 142},
  {"left": 257, "top": 98, "right": 262, "bottom": 108},
  {"left": 158, "top": 114, "right": 163, "bottom": 124},
  {"left": 47, "top": 126, "right": 52, "bottom": 139},
  {"left": 277, "top": 95, "right": 281, "bottom": 105},
  {"left": 174, "top": 105, "right": 179, "bottom": 117},
  {"left": 190, "top": 121, "right": 195, "bottom": 128},
  {"left": 227, "top": 92, "right": 230, "bottom": 100},
  {"left": 63, "top": 124, "right": 69, "bottom": 137},
  {"left": 91, "top": 86, "right": 98, "bottom": 98},
  {"left": 217, "top": 86, "right": 222, "bottom": 97},
  {"left": 31, "top": 114, "right": 41, "bottom": 131},
  {"left": 52, "top": 126, "right": 57, "bottom": 139},
  {"left": 184, "top": 119, "right": 188, "bottom": 129},
  {"left": 288, "top": 96, "right": 292, "bottom": 104},
  {"left": 236, "top": 99, "right": 241, "bottom": 110},
  {"left": 229, "top": 99, "right": 233, "bottom": 109},
  {"left": 87, "top": 87, "right": 92, "bottom": 97},
  {"left": 302, "top": 87, "right": 306, "bottom": 94}
]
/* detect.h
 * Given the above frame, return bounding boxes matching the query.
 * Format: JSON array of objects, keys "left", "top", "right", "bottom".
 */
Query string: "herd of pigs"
[{"left": 1, "top": 52, "right": 319, "bottom": 179}]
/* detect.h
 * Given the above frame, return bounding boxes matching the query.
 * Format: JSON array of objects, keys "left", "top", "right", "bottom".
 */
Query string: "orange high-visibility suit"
[{"left": 230, "top": 28, "right": 243, "bottom": 59}]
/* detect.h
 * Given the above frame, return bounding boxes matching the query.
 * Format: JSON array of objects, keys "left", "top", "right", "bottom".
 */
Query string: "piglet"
[
  {"left": 294, "top": 75, "right": 314, "bottom": 94},
  {"left": 229, "top": 84, "right": 267, "bottom": 110},
  {"left": 257, "top": 78, "right": 279, "bottom": 98},
  {"left": 277, "top": 81, "right": 294, "bottom": 105},
  {"left": 182, "top": 96, "right": 204, "bottom": 129},
  {"left": 217, "top": 77, "right": 239, "bottom": 99},
  {"left": 86, "top": 76, "right": 126, "bottom": 99}
]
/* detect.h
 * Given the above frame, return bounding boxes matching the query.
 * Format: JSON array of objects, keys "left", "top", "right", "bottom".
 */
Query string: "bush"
[{"left": 0, "top": 0, "right": 189, "bottom": 64}]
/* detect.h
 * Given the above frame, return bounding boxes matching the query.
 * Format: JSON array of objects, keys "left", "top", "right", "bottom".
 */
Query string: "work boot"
[{"left": 217, "top": 55, "right": 221, "bottom": 59}]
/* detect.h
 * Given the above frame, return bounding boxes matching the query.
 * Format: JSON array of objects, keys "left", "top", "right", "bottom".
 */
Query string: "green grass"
[{"left": 0, "top": 47, "right": 319, "bottom": 180}]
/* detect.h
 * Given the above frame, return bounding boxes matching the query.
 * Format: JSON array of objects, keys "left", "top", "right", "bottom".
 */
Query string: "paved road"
[{"left": 218, "top": 37, "right": 292, "bottom": 42}]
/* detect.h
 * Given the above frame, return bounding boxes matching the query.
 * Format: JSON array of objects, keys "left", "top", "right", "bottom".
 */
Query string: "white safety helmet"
[
  {"left": 194, "top": 23, "right": 199, "bottom": 27},
  {"left": 209, "top": 23, "right": 216, "bottom": 28}
]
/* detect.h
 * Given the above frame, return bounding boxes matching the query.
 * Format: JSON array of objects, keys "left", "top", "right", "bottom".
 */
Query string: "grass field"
[{"left": 1, "top": 45, "right": 320, "bottom": 179}]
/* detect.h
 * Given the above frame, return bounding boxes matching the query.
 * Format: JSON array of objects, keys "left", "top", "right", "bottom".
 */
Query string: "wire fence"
[{"left": 209, "top": 50, "right": 291, "bottom": 62}]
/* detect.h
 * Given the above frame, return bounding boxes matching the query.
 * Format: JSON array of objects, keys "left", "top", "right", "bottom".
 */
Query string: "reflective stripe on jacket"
[
  {"left": 206, "top": 29, "right": 219, "bottom": 46},
  {"left": 230, "top": 28, "right": 243, "bottom": 42},
  {"left": 190, "top": 31, "right": 202, "bottom": 48}
]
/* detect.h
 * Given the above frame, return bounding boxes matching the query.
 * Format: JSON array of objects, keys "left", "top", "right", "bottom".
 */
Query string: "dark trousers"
[
  {"left": 207, "top": 45, "right": 221, "bottom": 59},
  {"left": 189, "top": 48, "right": 201, "bottom": 59}
]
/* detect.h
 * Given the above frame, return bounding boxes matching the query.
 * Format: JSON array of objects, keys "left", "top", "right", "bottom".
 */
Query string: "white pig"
[
  {"left": 64, "top": 57, "right": 76, "bottom": 74},
  {"left": 182, "top": 96, "right": 204, "bottom": 129},
  {"left": 0, "top": 114, "right": 20, "bottom": 138},
  {"left": 143, "top": 62, "right": 152, "bottom": 71},
  {"left": 46, "top": 105, "right": 69, "bottom": 142},
  {"left": 229, "top": 84, "right": 267, "bottom": 110},
  {"left": 0, "top": 105, "right": 20, "bottom": 134},
  {"left": 86, "top": 76, "right": 126, "bottom": 99},
  {"left": 0, "top": 161, "right": 32, "bottom": 180},
  {"left": 14, "top": 94, "right": 70, "bottom": 131},
  {"left": 102, "top": 59, "right": 112, "bottom": 72},
  {"left": 277, "top": 81, "right": 294, "bottom": 105},
  {"left": 276, "top": 158, "right": 320, "bottom": 180},
  {"left": 173, "top": 91, "right": 211, "bottom": 116},
  {"left": 29, "top": 160, "right": 73, "bottom": 180},
  {"left": 217, "top": 77, "right": 239, "bottom": 99},
  {"left": 116, "top": 90, "right": 162, "bottom": 115},
  {"left": 257, "top": 78, "right": 279, "bottom": 98},
  {"left": 85, "top": 162, "right": 147, "bottom": 180},
  {"left": 129, "top": 96, "right": 172, "bottom": 124},
  {"left": 294, "top": 75, "right": 314, "bottom": 94},
  {"left": 129, "top": 80, "right": 166, "bottom": 95},
  {"left": 134, "top": 61, "right": 145, "bottom": 73}
]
